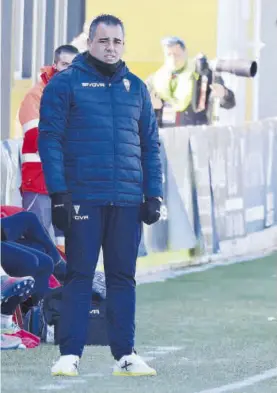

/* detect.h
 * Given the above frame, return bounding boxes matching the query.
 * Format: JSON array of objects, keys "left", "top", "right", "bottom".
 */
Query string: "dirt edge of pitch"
[{"left": 136, "top": 226, "right": 277, "bottom": 285}]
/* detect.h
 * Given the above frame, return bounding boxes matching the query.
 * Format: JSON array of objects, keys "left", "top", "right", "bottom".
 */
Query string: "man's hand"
[
  {"left": 50, "top": 192, "right": 72, "bottom": 232},
  {"left": 210, "top": 83, "right": 226, "bottom": 99},
  {"left": 150, "top": 91, "right": 163, "bottom": 110},
  {"left": 141, "top": 197, "right": 162, "bottom": 225}
]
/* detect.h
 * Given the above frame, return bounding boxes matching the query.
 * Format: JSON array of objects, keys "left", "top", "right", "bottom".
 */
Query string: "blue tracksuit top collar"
[{"left": 70, "top": 52, "right": 129, "bottom": 82}]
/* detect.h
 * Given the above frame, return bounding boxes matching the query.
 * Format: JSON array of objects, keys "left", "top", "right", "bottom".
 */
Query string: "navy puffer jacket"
[{"left": 38, "top": 53, "right": 162, "bottom": 205}]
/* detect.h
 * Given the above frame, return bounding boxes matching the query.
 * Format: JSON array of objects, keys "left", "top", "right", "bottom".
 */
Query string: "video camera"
[{"left": 195, "top": 54, "right": 258, "bottom": 78}]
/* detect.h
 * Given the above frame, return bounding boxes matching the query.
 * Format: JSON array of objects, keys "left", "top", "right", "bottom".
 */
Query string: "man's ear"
[{"left": 52, "top": 63, "right": 57, "bottom": 70}]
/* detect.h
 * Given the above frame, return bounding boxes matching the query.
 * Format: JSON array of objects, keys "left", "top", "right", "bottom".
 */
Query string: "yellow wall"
[
  {"left": 10, "top": 0, "right": 218, "bottom": 138},
  {"left": 86, "top": 0, "right": 218, "bottom": 80},
  {"left": 10, "top": 79, "right": 33, "bottom": 139}
]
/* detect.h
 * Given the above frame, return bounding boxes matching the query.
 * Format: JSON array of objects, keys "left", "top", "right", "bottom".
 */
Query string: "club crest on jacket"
[{"left": 123, "top": 78, "right": 131, "bottom": 92}]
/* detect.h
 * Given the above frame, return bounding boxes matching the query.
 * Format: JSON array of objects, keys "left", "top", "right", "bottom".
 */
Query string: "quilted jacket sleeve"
[
  {"left": 38, "top": 73, "right": 71, "bottom": 194},
  {"left": 138, "top": 83, "right": 163, "bottom": 198}
]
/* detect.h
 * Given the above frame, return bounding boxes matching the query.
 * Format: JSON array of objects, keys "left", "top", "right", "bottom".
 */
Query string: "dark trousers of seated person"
[
  {"left": 1, "top": 241, "right": 53, "bottom": 315},
  {"left": 1, "top": 211, "right": 62, "bottom": 264},
  {"left": 1, "top": 211, "right": 67, "bottom": 282}
]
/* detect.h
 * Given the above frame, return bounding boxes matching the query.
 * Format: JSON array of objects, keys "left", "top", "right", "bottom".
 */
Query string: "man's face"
[
  {"left": 87, "top": 23, "right": 124, "bottom": 64},
  {"left": 55, "top": 52, "right": 77, "bottom": 71},
  {"left": 163, "top": 44, "right": 187, "bottom": 71}
]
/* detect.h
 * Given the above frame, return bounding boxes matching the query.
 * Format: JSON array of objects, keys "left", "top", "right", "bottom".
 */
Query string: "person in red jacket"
[{"left": 19, "top": 45, "right": 79, "bottom": 247}]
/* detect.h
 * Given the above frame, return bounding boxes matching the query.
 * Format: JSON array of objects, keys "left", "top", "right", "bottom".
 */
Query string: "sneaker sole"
[
  {"left": 1, "top": 279, "right": 34, "bottom": 302},
  {"left": 1, "top": 345, "right": 21, "bottom": 350},
  {"left": 52, "top": 371, "right": 79, "bottom": 377},
  {"left": 112, "top": 371, "right": 157, "bottom": 377}
]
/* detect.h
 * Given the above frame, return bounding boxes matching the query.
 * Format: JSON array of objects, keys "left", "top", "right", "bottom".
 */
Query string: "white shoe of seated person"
[
  {"left": 1, "top": 319, "right": 21, "bottom": 335},
  {"left": 51, "top": 355, "right": 79, "bottom": 377},
  {"left": 112, "top": 352, "right": 157, "bottom": 376},
  {"left": 1, "top": 334, "right": 22, "bottom": 350}
]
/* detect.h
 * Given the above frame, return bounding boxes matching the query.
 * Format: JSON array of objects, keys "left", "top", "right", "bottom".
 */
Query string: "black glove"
[
  {"left": 50, "top": 192, "right": 72, "bottom": 232},
  {"left": 141, "top": 197, "right": 162, "bottom": 225}
]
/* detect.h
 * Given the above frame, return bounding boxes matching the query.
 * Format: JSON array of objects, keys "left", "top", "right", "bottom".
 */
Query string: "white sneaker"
[
  {"left": 112, "top": 353, "right": 157, "bottom": 376},
  {"left": 1, "top": 334, "right": 22, "bottom": 350},
  {"left": 1, "top": 321, "right": 21, "bottom": 335},
  {"left": 51, "top": 355, "right": 79, "bottom": 377}
]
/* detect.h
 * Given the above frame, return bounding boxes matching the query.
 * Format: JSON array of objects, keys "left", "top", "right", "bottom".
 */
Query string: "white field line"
[
  {"left": 143, "top": 345, "right": 183, "bottom": 357},
  {"left": 39, "top": 378, "right": 87, "bottom": 390},
  {"left": 195, "top": 367, "right": 277, "bottom": 393},
  {"left": 39, "top": 385, "right": 67, "bottom": 391}
]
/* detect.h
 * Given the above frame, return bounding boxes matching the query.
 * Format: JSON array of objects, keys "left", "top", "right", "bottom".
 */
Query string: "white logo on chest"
[{"left": 82, "top": 82, "right": 105, "bottom": 88}]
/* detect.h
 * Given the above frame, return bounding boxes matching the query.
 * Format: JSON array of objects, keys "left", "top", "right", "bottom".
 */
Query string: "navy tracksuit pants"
[{"left": 59, "top": 203, "right": 141, "bottom": 360}]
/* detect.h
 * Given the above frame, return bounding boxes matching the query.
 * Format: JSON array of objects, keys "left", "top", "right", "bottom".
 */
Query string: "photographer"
[{"left": 146, "top": 36, "right": 235, "bottom": 127}]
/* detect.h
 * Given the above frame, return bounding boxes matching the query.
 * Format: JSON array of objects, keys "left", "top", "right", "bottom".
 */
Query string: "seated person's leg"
[
  {"left": 1, "top": 270, "right": 35, "bottom": 334},
  {"left": 2, "top": 212, "right": 66, "bottom": 282},
  {"left": 2, "top": 211, "right": 63, "bottom": 265},
  {"left": 9, "top": 242, "right": 54, "bottom": 301},
  {"left": 1, "top": 296, "right": 25, "bottom": 333},
  {"left": 22, "top": 192, "right": 55, "bottom": 241},
  {"left": 1, "top": 274, "right": 35, "bottom": 303},
  {"left": 18, "top": 212, "right": 66, "bottom": 281},
  {"left": 20, "top": 211, "right": 67, "bottom": 281},
  {"left": 16, "top": 239, "right": 46, "bottom": 253},
  {"left": 1, "top": 241, "right": 54, "bottom": 334},
  {"left": 1, "top": 213, "right": 30, "bottom": 242},
  {"left": 1, "top": 241, "right": 40, "bottom": 279},
  {"left": 23, "top": 211, "right": 62, "bottom": 263},
  {"left": 1, "top": 241, "right": 53, "bottom": 302}
]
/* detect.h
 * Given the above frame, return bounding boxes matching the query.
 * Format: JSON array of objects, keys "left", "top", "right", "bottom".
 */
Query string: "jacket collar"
[
  {"left": 71, "top": 52, "right": 129, "bottom": 82},
  {"left": 40, "top": 66, "right": 57, "bottom": 85}
]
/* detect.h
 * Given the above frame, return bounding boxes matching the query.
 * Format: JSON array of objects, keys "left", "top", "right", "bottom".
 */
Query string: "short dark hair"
[
  {"left": 161, "top": 36, "right": 186, "bottom": 50},
  {"left": 89, "top": 14, "right": 125, "bottom": 40},
  {"left": 54, "top": 44, "right": 79, "bottom": 63}
]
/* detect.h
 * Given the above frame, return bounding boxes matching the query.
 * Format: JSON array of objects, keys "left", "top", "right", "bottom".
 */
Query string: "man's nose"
[{"left": 106, "top": 41, "right": 115, "bottom": 51}]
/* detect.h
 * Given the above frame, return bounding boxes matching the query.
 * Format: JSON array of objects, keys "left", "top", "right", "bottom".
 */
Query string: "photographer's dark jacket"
[
  {"left": 38, "top": 53, "right": 163, "bottom": 205},
  {"left": 146, "top": 60, "right": 235, "bottom": 127}
]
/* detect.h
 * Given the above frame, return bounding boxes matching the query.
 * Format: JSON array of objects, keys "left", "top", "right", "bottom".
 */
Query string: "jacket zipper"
[{"left": 108, "top": 82, "right": 115, "bottom": 206}]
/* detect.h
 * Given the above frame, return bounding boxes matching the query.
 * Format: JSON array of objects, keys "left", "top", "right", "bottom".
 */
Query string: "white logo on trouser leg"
[{"left": 73, "top": 205, "right": 89, "bottom": 220}]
